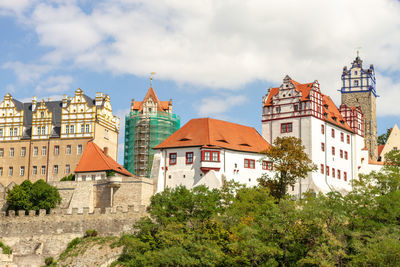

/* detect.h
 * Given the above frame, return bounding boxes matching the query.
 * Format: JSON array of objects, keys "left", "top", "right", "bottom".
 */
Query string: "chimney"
[
  {"left": 103, "top": 147, "right": 109, "bottom": 157},
  {"left": 62, "top": 94, "right": 68, "bottom": 108},
  {"left": 32, "top": 96, "right": 37, "bottom": 111}
]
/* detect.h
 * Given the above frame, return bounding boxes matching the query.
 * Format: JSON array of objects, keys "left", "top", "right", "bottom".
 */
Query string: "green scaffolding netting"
[{"left": 124, "top": 111, "right": 180, "bottom": 177}]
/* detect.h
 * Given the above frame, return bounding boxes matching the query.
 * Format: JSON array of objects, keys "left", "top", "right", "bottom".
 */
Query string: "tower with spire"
[
  {"left": 340, "top": 54, "right": 378, "bottom": 160},
  {"left": 124, "top": 77, "right": 180, "bottom": 177}
]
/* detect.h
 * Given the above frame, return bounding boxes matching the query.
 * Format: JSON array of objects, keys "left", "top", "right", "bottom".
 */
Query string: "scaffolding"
[{"left": 124, "top": 111, "right": 180, "bottom": 177}]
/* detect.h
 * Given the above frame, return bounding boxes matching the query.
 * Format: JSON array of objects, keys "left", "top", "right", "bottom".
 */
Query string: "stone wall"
[{"left": 0, "top": 206, "right": 146, "bottom": 267}]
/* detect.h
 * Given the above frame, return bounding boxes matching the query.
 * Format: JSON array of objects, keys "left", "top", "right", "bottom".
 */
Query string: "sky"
[{"left": 0, "top": 0, "right": 399, "bottom": 164}]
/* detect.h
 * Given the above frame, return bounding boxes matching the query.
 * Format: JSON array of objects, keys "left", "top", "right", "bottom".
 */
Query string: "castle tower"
[{"left": 340, "top": 54, "right": 378, "bottom": 160}]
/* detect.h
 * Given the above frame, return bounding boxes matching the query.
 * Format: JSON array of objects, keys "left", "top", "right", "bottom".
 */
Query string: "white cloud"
[
  {"left": 2, "top": 61, "right": 52, "bottom": 83},
  {"left": 35, "top": 75, "right": 74, "bottom": 93},
  {"left": 197, "top": 94, "right": 247, "bottom": 117},
  {"left": 3, "top": 0, "right": 400, "bottom": 115}
]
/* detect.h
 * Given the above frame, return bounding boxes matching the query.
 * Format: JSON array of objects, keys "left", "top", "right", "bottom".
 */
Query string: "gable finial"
[
  {"left": 356, "top": 46, "right": 362, "bottom": 58},
  {"left": 150, "top": 72, "right": 156, "bottom": 87}
]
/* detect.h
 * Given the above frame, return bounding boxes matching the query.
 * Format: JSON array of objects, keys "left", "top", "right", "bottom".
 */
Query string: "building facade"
[
  {"left": 0, "top": 89, "right": 119, "bottom": 186},
  {"left": 124, "top": 87, "right": 180, "bottom": 177},
  {"left": 152, "top": 118, "right": 272, "bottom": 192},
  {"left": 261, "top": 75, "right": 378, "bottom": 197},
  {"left": 341, "top": 55, "right": 378, "bottom": 160},
  {"left": 378, "top": 124, "right": 400, "bottom": 161}
]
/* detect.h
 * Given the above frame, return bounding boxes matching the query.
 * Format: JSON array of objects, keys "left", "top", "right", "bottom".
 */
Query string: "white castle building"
[{"left": 261, "top": 74, "right": 382, "bottom": 197}]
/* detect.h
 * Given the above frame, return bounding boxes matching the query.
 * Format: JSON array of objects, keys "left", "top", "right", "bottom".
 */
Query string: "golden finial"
[{"left": 150, "top": 72, "right": 156, "bottom": 87}]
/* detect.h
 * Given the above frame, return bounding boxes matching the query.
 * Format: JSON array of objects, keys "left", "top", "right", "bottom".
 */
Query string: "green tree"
[
  {"left": 378, "top": 128, "right": 392, "bottom": 145},
  {"left": 7, "top": 179, "right": 61, "bottom": 212},
  {"left": 258, "top": 136, "right": 316, "bottom": 199}
]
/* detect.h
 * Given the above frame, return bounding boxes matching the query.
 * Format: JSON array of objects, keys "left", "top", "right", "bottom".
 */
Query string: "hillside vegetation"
[{"left": 110, "top": 149, "right": 400, "bottom": 266}]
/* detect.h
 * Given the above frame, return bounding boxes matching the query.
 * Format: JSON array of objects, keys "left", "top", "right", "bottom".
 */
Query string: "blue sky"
[{"left": 0, "top": 0, "right": 399, "bottom": 163}]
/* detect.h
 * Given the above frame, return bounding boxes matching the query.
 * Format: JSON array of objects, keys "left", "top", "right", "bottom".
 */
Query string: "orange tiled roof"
[
  {"left": 154, "top": 118, "right": 270, "bottom": 153},
  {"left": 378, "top": 144, "right": 385, "bottom": 156},
  {"left": 264, "top": 78, "right": 353, "bottom": 132},
  {"left": 75, "top": 142, "right": 133, "bottom": 177},
  {"left": 368, "top": 160, "right": 384, "bottom": 166},
  {"left": 132, "top": 87, "right": 169, "bottom": 112}
]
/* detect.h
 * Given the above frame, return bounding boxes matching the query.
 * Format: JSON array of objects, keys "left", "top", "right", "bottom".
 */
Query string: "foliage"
[
  {"left": 44, "top": 257, "right": 54, "bottom": 266},
  {"left": 60, "top": 174, "right": 75, "bottom": 181},
  {"left": 84, "top": 229, "right": 98, "bottom": 238},
  {"left": 378, "top": 127, "right": 392, "bottom": 145},
  {"left": 0, "top": 241, "right": 12, "bottom": 254},
  {"left": 258, "top": 136, "right": 317, "bottom": 199},
  {"left": 106, "top": 170, "right": 116, "bottom": 177},
  {"left": 6, "top": 179, "right": 61, "bottom": 212}
]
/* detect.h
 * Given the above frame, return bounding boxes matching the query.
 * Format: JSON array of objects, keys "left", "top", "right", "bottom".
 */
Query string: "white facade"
[
  {"left": 262, "top": 76, "right": 381, "bottom": 197},
  {"left": 152, "top": 147, "right": 273, "bottom": 192}
]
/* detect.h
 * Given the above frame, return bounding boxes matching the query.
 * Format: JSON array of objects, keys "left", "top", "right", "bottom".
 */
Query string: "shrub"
[
  {"left": 6, "top": 179, "right": 61, "bottom": 212},
  {"left": 44, "top": 257, "right": 54, "bottom": 266},
  {"left": 0, "top": 241, "right": 12, "bottom": 254},
  {"left": 60, "top": 174, "right": 75, "bottom": 181},
  {"left": 84, "top": 229, "right": 98, "bottom": 238}
]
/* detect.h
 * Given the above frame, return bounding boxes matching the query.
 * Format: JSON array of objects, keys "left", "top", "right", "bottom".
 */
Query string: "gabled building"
[
  {"left": 378, "top": 124, "right": 400, "bottom": 161},
  {"left": 124, "top": 87, "right": 180, "bottom": 177},
  {"left": 262, "top": 75, "right": 379, "bottom": 196},
  {"left": 0, "top": 89, "right": 119, "bottom": 185},
  {"left": 151, "top": 118, "right": 272, "bottom": 192}
]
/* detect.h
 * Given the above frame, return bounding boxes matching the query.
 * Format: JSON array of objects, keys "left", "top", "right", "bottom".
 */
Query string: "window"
[
  {"left": 332, "top": 168, "right": 335, "bottom": 178},
  {"left": 66, "top": 145, "right": 71, "bottom": 154},
  {"left": 13, "top": 128, "right": 17, "bottom": 136},
  {"left": 85, "top": 124, "right": 90, "bottom": 133},
  {"left": 332, "top": 146, "right": 335, "bottom": 155},
  {"left": 354, "top": 80, "right": 359, "bottom": 86},
  {"left": 0, "top": 128, "right": 3, "bottom": 136},
  {"left": 104, "top": 129, "right": 109, "bottom": 139},
  {"left": 344, "top": 172, "right": 347, "bottom": 181},
  {"left": 202, "top": 150, "right": 220, "bottom": 162},
  {"left": 276, "top": 107, "right": 281, "bottom": 113},
  {"left": 70, "top": 125, "right": 74, "bottom": 134},
  {"left": 244, "top": 159, "right": 255, "bottom": 169},
  {"left": 337, "top": 170, "right": 341, "bottom": 179},
  {"left": 262, "top": 161, "right": 273, "bottom": 170},
  {"left": 54, "top": 146, "right": 59, "bottom": 155},
  {"left": 340, "top": 149, "right": 343, "bottom": 158},
  {"left": 20, "top": 166, "right": 25, "bottom": 176},
  {"left": 9, "top": 167, "right": 13, "bottom": 176},
  {"left": 345, "top": 151, "right": 348, "bottom": 160},
  {"left": 42, "top": 146, "right": 47, "bottom": 156},
  {"left": 21, "top": 147, "right": 26, "bottom": 157},
  {"left": 54, "top": 165, "right": 58, "bottom": 174},
  {"left": 41, "top": 166, "right": 46, "bottom": 175},
  {"left": 341, "top": 132, "right": 344, "bottom": 142},
  {"left": 294, "top": 104, "right": 298, "bottom": 111},
  {"left": 320, "top": 164, "right": 324, "bottom": 174},
  {"left": 0, "top": 148, "right": 4, "bottom": 157},
  {"left": 91, "top": 175, "right": 96, "bottom": 180},
  {"left": 169, "top": 153, "right": 177, "bottom": 165},
  {"left": 326, "top": 166, "right": 330, "bottom": 176},
  {"left": 66, "top": 125, "right": 69, "bottom": 134},
  {"left": 347, "top": 135, "right": 350, "bottom": 144},
  {"left": 33, "top": 166, "right": 37, "bottom": 175},
  {"left": 66, "top": 164, "right": 70, "bottom": 174},
  {"left": 186, "top": 152, "right": 194, "bottom": 164},
  {"left": 281, "top": 123, "right": 293, "bottom": 133},
  {"left": 9, "top": 128, "right": 13, "bottom": 136},
  {"left": 331, "top": 129, "right": 335, "bottom": 138},
  {"left": 394, "top": 147, "right": 398, "bottom": 151},
  {"left": 321, "top": 125, "right": 325, "bottom": 134},
  {"left": 41, "top": 126, "right": 45, "bottom": 135},
  {"left": 81, "top": 124, "right": 85, "bottom": 133},
  {"left": 77, "top": 145, "right": 82, "bottom": 155},
  {"left": 321, "top": 142, "right": 325, "bottom": 152},
  {"left": 33, "top": 146, "right": 38, "bottom": 156},
  {"left": 354, "top": 71, "right": 358, "bottom": 75},
  {"left": 10, "top": 148, "right": 14, "bottom": 157},
  {"left": 0, "top": 167, "right": 2, "bottom": 176}
]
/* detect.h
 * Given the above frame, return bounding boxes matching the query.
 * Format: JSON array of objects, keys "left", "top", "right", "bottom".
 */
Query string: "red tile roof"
[
  {"left": 75, "top": 142, "right": 133, "bottom": 177},
  {"left": 264, "top": 78, "right": 353, "bottom": 132},
  {"left": 132, "top": 87, "right": 170, "bottom": 112},
  {"left": 154, "top": 118, "right": 270, "bottom": 153},
  {"left": 378, "top": 144, "right": 385, "bottom": 156}
]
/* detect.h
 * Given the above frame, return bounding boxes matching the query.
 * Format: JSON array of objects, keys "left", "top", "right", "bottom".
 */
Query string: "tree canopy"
[
  {"left": 7, "top": 179, "right": 61, "bottom": 212},
  {"left": 112, "top": 150, "right": 400, "bottom": 266},
  {"left": 258, "top": 136, "right": 316, "bottom": 199},
  {"left": 378, "top": 128, "right": 392, "bottom": 145}
]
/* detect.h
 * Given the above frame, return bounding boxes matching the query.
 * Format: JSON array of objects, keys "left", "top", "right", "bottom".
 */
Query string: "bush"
[
  {"left": 44, "top": 257, "right": 54, "bottom": 266},
  {"left": 0, "top": 241, "right": 12, "bottom": 254},
  {"left": 60, "top": 174, "right": 75, "bottom": 181},
  {"left": 84, "top": 229, "right": 98, "bottom": 238},
  {"left": 6, "top": 179, "right": 61, "bottom": 212}
]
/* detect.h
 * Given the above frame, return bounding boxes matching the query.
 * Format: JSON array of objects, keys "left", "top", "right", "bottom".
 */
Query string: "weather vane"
[{"left": 150, "top": 72, "right": 156, "bottom": 87}]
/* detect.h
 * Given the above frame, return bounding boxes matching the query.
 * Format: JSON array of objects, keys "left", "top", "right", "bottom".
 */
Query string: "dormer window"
[
  {"left": 354, "top": 71, "right": 358, "bottom": 75},
  {"left": 354, "top": 80, "right": 359, "bottom": 86},
  {"left": 40, "top": 112, "right": 44, "bottom": 118}
]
